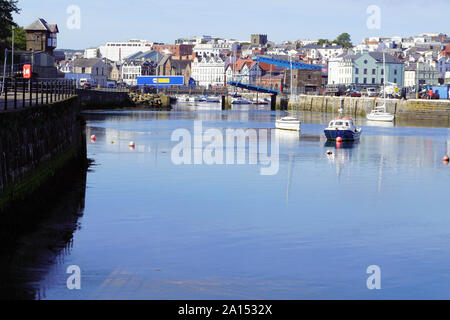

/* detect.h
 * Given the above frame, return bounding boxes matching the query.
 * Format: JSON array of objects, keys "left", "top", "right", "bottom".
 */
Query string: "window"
[
  {"left": 364, "top": 78, "right": 367, "bottom": 84},
  {"left": 381, "top": 78, "right": 384, "bottom": 84},
  {"left": 381, "top": 69, "right": 384, "bottom": 75},
  {"left": 355, "top": 68, "right": 359, "bottom": 74},
  {"left": 345, "top": 122, "right": 349, "bottom": 127},
  {"left": 355, "top": 77, "right": 359, "bottom": 84},
  {"left": 364, "top": 69, "right": 367, "bottom": 74},
  {"left": 394, "top": 78, "right": 397, "bottom": 83},
  {"left": 364, "top": 60, "right": 368, "bottom": 64},
  {"left": 372, "top": 78, "right": 375, "bottom": 84},
  {"left": 372, "top": 69, "right": 376, "bottom": 75},
  {"left": 335, "top": 121, "right": 343, "bottom": 126}
]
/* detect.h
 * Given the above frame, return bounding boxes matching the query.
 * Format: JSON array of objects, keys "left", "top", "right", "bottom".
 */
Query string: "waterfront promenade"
[{"left": 0, "top": 79, "right": 76, "bottom": 111}]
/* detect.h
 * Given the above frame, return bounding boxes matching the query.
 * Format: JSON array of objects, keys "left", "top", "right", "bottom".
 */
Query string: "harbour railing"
[{"left": 0, "top": 78, "right": 76, "bottom": 111}]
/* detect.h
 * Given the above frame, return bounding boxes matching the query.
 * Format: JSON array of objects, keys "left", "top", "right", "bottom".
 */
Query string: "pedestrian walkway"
[{"left": 0, "top": 78, "right": 76, "bottom": 112}]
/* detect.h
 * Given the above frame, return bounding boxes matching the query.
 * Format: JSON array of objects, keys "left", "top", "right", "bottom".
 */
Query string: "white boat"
[
  {"left": 276, "top": 56, "right": 301, "bottom": 131},
  {"left": 178, "top": 94, "right": 189, "bottom": 102},
  {"left": 187, "top": 96, "right": 199, "bottom": 103},
  {"left": 366, "top": 51, "right": 395, "bottom": 122},
  {"left": 198, "top": 96, "right": 207, "bottom": 102},
  {"left": 366, "top": 105, "right": 395, "bottom": 121},
  {"left": 275, "top": 117, "right": 301, "bottom": 131},
  {"left": 206, "top": 96, "right": 221, "bottom": 103},
  {"left": 251, "top": 98, "right": 269, "bottom": 105},
  {"left": 232, "top": 97, "right": 250, "bottom": 104}
]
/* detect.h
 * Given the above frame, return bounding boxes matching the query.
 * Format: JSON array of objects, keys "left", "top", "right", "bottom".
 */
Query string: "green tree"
[
  {"left": 7, "top": 26, "right": 26, "bottom": 51},
  {"left": 0, "top": 0, "right": 20, "bottom": 39},
  {"left": 317, "top": 39, "right": 332, "bottom": 46},
  {"left": 333, "top": 33, "right": 353, "bottom": 49}
]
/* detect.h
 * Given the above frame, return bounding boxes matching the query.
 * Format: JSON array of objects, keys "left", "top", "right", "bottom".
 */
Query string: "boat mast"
[
  {"left": 289, "top": 55, "right": 293, "bottom": 111},
  {"left": 383, "top": 50, "right": 386, "bottom": 104}
]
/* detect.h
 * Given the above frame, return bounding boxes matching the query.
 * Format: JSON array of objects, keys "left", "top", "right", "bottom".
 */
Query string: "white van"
[
  {"left": 79, "top": 78, "right": 94, "bottom": 89},
  {"left": 363, "top": 87, "right": 378, "bottom": 97}
]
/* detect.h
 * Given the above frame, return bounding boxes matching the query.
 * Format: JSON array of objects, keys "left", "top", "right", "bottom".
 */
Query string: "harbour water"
[{"left": 1, "top": 103, "right": 450, "bottom": 299}]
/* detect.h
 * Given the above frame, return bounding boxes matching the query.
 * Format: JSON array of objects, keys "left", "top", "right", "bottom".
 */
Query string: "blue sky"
[{"left": 13, "top": 0, "right": 450, "bottom": 49}]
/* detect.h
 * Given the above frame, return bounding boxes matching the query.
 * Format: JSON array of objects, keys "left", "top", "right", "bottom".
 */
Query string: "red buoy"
[
  {"left": 336, "top": 137, "right": 343, "bottom": 143},
  {"left": 90, "top": 135, "right": 96, "bottom": 142},
  {"left": 443, "top": 155, "right": 449, "bottom": 162}
]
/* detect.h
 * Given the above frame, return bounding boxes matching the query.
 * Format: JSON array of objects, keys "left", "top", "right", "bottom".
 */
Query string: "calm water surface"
[{"left": 11, "top": 103, "right": 450, "bottom": 299}]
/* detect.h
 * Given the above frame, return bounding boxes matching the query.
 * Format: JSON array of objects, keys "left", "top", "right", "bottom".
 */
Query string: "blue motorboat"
[{"left": 324, "top": 117, "right": 362, "bottom": 141}]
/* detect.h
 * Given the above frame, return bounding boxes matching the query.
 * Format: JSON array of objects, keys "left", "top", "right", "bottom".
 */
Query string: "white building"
[
  {"left": 437, "top": 55, "right": 450, "bottom": 78},
  {"left": 303, "top": 44, "right": 344, "bottom": 63},
  {"left": 224, "top": 59, "right": 262, "bottom": 84},
  {"left": 193, "top": 42, "right": 238, "bottom": 57},
  {"left": 84, "top": 48, "right": 99, "bottom": 59},
  {"left": 266, "top": 47, "right": 288, "bottom": 56},
  {"left": 58, "top": 60, "right": 74, "bottom": 73},
  {"left": 191, "top": 55, "right": 226, "bottom": 88},
  {"left": 121, "top": 60, "right": 154, "bottom": 86},
  {"left": 328, "top": 54, "right": 354, "bottom": 85},
  {"left": 98, "top": 39, "right": 153, "bottom": 62},
  {"left": 404, "top": 63, "right": 440, "bottom": 87}
]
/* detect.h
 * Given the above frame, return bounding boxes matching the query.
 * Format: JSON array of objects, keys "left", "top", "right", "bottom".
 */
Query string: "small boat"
[
  {"left": 366, "top": 51, "right": 394, "bottom": 122},
  {"left": 366, "top": 105, "right": 395, "bottom": 122},
  {"left": 198, "top": 96, "right": 207, "bottom": 102},
  {"left": 275, "top": 56, "right": 301, "bottom": 132},
  {"left": 232, "top": 97, "right": 250, "bottom": 104},
  {"left": 324, "top": 117, "right": 361, "bottom": 141},
  {"left": 252, "top": 98, "right": 269, "bottom": 105},
  {"left": 275, "top": 116, "right": 301, "bottom": 131},
  {"left": 187, "top": 96, "right": 199, "bottom": 103},
  {"left": 206, "top": 96, "right": 221, "bottom": 103}
]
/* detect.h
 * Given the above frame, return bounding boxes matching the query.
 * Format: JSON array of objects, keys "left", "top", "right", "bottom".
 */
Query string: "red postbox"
[{"left": 23, "top": 64, "right": 31, "bottom": 79}]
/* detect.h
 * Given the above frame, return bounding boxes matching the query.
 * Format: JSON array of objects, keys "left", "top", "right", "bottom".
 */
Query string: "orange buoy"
[
  {"left": 443, "top": 155, "right": 449, "bottom": 162},
  {"left": 129, "top": 141, "right": 135, "bottom": 149},
  {"left": 336, "top": 137, "right": 343, "bottom": 143}
]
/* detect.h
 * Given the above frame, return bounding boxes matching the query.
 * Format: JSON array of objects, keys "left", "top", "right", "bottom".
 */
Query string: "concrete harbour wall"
[
  {"left": 0, "top": 96, "right": 87, "bottom": 211},
  {"left": 286, "top": 95, "right": 450, "bottom": 121}
]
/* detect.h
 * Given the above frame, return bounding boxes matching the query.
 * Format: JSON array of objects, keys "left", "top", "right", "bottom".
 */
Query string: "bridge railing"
[{"left": 0, "top": 77, "right": 76, "bottom": 111}]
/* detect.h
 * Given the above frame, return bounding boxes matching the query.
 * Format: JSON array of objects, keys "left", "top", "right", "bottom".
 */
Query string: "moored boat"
[
  {"left": 324, "top": 117, "right": 361, "bottom": 141},
  {"left": 206, "top": 96, "right": 221, "bottom": 103},
  {"left": 366, "top": 105, "right": 395, "bottom": 122},
  {"left": 187, "top": 96, "right": 199, "bottom": 103},
  {"left": 232, "top": 97, "right": 250, "bottom": 104},
  {"left": 275, "top": 116, "right": 301, "bottom": 131},
  {"left": 366, "top": 51, "right": 394, "bottom": 122}
]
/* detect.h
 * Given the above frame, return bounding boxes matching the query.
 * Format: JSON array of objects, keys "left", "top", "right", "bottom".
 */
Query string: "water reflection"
[
  {"left": 4, "top": 104, "right": 450, "bottom": 300},
  {"left": 0, "top": 167, "right": 87, "bottom": 299}
]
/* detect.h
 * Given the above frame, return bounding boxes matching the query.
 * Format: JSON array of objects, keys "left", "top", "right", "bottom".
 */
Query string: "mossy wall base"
[{"left": 0, "top": 96, "right": 87, "bottom": 212}]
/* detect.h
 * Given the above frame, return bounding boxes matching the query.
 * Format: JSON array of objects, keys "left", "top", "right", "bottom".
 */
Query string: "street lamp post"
[{"left": 11, "top": 26, "right": 15, "bottom": 77}]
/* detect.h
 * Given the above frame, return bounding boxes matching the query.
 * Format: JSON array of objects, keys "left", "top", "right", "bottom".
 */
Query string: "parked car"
[
  {"left": 345, "top": 91, "right": 361, "bottom": 97},
  {"left": 363, "top": 87, "right": 378, "bottom": 97}
]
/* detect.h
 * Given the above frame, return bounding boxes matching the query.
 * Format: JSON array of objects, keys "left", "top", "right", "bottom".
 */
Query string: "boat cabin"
[
  {"left": 327, "top": 117, "right": 357, "bottom": 131},
  {"left": 373, "top": 106, "right": 387, "bottom": 113}
]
